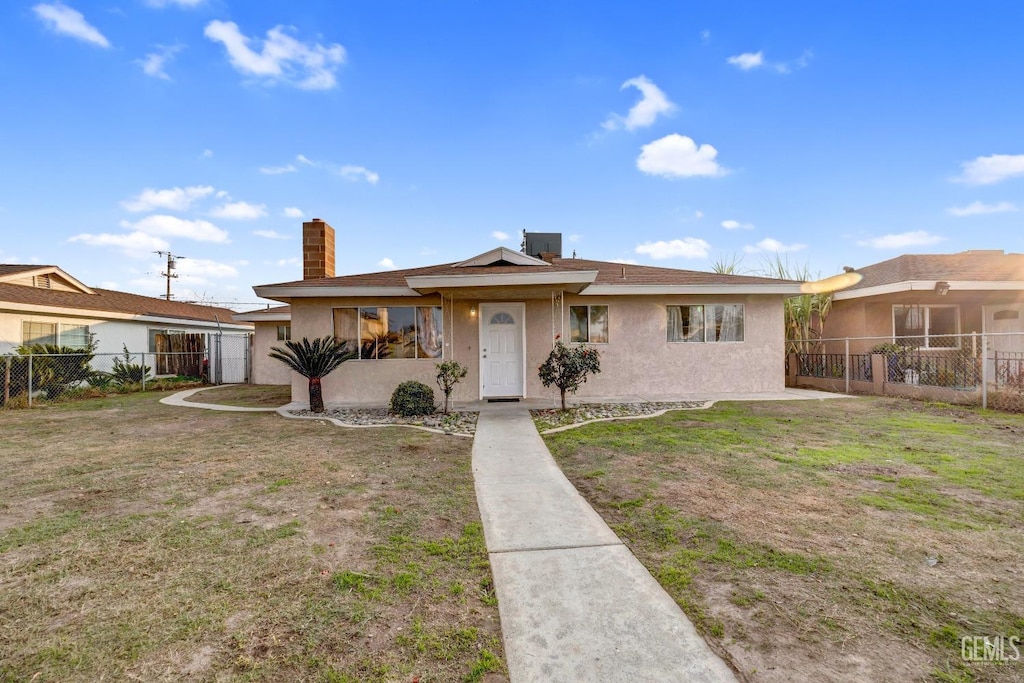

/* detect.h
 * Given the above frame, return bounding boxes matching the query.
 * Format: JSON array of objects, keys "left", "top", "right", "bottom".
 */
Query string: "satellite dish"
[{"left": 799, "top": 271, "right": 863, "bottom": 294}]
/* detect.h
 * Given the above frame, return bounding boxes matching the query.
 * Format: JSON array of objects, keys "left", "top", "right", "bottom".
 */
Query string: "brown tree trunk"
[
  {"left": 309, "top": 376, "right": 324, "bottom": 413},
  {"left": 560, "top": 387, "right": 567, "bottom": 411}
]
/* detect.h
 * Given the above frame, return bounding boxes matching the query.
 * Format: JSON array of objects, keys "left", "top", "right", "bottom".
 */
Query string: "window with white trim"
[
  {"left": 276, "top": 325, "right": 291, "bottom": 341},
  {"left": 569, "top": 305, "right": 609, "bottom": 343},
  {"left": 893, "top": 305, "right": 959, "bottom": 348},
  {"left": 21, "top": 322, "right": 91, "bottom": 349},
  {"left": 333, "top": 306, "right": 443, "bottom": 359},
  {"left": 667, "top": 304, "right": 744, "bottom": 342}
]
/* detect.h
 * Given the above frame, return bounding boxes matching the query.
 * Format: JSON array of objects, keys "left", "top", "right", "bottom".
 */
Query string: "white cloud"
[
  {"left": 260, "top": 164, "right": 297, "bottom": 175},
  {"left": 492, "top": 230, "right": 510, "bottom": 240},
  {"left": 378, "top": 257, "right": 396, "bottom": 269},
  {"left": 952, "top": 154, "right": 1024, "bottom": 185},
  {"left": 296, "top": 154, "right": 316, "bottom": 166},
  {"left": 339, "top": 165, "right": 379, "bottom": 184},
  {"left": 721, "top": 219, "right": 754, "bottom": 230},
  {"left": 209, "top": 201, "right": 267, "bottom": 220},
  {"left": 635, "top": 237, "right": 711, "bottom": 259},
  {"left": 203, "top": 20, "right": 346, "bottom": 90},
  {"left": 136, "top": 44, "right": 183, "bottom": 80},
  {"left": 947, "top": 201, "right": 1018, "bottom": 217},
  {"left": 69, "top": 231, "right": 168, "bottom": 257},
  {"left": 743, "top": 238, "right": 806, "bottom": 253},
  {"left": 122, "top": 215, "right": 229, "bottom": 243},
  {"left": 253, "top": 229, "right": 290, "bottom": 239},
  {"left": 33, "top": 2, "right": 110, "bottom": 48},
  {"left": 610, "top": 258, "right": 639, "bottom": 265},
  {"left": 121, "top": 185, "right": 215, "bottom": 212},
  {"left": 700, "top": 29, "right": 711, "bottom": 44},
  {"left": 276, "top": 257, "right": 300, "bottom": 267},
  {"left": 568, "top": 234, "right": 582, "bottom": 243},
  {"left": 602, "top": 75, "right": 676, "bottom": 131},
  {"left": 282, "top": 207, "right": 304, "bottom": 218},
  {"left": 637, "top": 134, "right": 727, "bottom": 179},
  {"left": 856, "top": 231, "right": 945, "bottom": 249},
  {"left": 200, "top": 149, "right": 213, "bottom": 159},
  {"left": 727, "top": 49, "right": 812, "bottom": 74},
  {"left": 98, "top": 281, "right": 119, "bottom": 289},
  {"left": 726, "top": 51, "right": 763, "bottom": 70},
  {"left": 175, "top": 258, "right": 238, "bottom": 279}
]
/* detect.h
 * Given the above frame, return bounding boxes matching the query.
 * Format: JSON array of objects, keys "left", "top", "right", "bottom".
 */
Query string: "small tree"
[
  {"left": 435, "top": 360, "right": 468, "bottom": 414},
  {"left": 538, "top": 340, "right": 601, "bottom": 410},
  {"left": 269, "top": 336, "right": 357, "bottom": 413}
]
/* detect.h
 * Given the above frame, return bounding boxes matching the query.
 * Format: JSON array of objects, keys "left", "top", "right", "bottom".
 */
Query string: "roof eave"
[
  {"left": 580, "top": 284, "right": 804, "bottom": 295},
  {"left": 406, "top": 270, "right": 599, "bottom": 293},
  {"left": 834, "top": 280, "right": 1024, "bottom": 301},
  {"left": 253, "top": 285, "right": 422, "bottom": 301}
]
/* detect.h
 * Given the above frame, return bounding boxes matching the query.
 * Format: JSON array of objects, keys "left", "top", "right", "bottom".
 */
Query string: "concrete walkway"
[
  {"left": 473, "top": 406, "right": 737, "bottom": 682},
  {"left": 159, "top": 385, "right": 281, "bottom": 412}
]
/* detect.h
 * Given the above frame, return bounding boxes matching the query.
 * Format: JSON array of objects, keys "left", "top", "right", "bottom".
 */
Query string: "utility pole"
[{"left": 154, "top": 251, "right": 186, "bottom": 301}]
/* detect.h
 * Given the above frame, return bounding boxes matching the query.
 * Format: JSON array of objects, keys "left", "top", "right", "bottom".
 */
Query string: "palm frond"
[{"left": 269, "top": 336, "right": 357, "bottom": 379}]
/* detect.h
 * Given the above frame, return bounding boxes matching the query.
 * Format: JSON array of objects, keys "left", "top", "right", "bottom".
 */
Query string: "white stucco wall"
[
  {"left": 291, "top": 292, "right": 786, "bottom": 407},
  {"left": 251, "top": 323, "right": 297, "bottom": 385}
]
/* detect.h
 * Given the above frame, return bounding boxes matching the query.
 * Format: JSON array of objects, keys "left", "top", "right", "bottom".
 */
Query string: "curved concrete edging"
[
  {"left": 275, "top": 404, "right": 475, "bottom": 438},
  {"left": 159, "top": 385, "right": 281, "bottom": 412},
  {"left": 539, "top": 401, "right": 715, "bottom": 434}
]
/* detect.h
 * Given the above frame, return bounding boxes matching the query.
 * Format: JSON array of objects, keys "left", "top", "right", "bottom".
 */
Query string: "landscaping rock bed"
[
  {"left": 531, "top": 401, "right": 708, "bottom": 432},
  {"left": 290, "top": 408, "right": 479, "bottom": 436}
]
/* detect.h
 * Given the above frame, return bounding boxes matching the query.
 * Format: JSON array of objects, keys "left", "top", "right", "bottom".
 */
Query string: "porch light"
[
  {"left": 470, "top": 306, "right": 477, "bottom": 317},
  {"left": 935, "top": 281, "right": 950, "bottom": 296}
]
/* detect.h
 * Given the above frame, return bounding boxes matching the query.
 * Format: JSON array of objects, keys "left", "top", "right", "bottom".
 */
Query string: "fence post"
[
  {"left": 3, "top": 356, "right": 9, "bottom": 406},
  {"left": 27, "top": 354, "right": 33, "bottom": 407},
  {"left": 981, "top": 333, "right": 988, "bottom": 409},
  {"left": 141, "top": 352, "right": 146, "bottom": 391},
  {"left": 844, "top": 338, "right": 851, "bottom": 394}
]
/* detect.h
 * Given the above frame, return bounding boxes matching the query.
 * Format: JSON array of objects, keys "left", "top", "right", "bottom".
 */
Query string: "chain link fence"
[
  {"left": 789, "top": 332, "right": 1024, "bottom": 410},
  {"left": 1, "top": 334, "right": 251, "bottom": 408}
]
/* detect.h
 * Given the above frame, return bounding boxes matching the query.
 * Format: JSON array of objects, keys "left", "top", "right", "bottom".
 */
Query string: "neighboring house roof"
[
  {"left": 0, "top": 264, "right": 252, "bottom": 328},
  {"left": 835, "top": 250, "right": 1024, "bottom": 300},
  {"left": 233, "top": 305, "right": 291, "bottom": 322},
  {"left": 254, "top": 257, "right": 802, "bottom": 300}
]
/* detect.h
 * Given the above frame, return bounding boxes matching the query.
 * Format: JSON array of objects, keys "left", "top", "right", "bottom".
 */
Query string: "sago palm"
[{"left": 269, "top": 336, "right": 357, "bottom": 413}]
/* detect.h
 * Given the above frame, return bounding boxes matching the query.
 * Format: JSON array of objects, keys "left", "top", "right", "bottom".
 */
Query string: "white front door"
[{"left": 480, "top": 303, "right": 525, "bottom": 398}]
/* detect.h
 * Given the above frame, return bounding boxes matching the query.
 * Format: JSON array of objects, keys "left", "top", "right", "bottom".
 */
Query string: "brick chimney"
[{"left": 302, "top": 218, "right": 335, "bottom": 279}]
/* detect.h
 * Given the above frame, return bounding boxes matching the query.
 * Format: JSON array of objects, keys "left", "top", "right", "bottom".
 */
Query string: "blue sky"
[{"left": 2, "top": 1, "right": 1023, "bottom": 308}]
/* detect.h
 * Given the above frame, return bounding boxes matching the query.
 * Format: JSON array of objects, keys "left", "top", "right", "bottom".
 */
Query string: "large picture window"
[
  {"left": 667, "top": 304, "right": 744, "bottom": 342},
  {"left": 569, "top": 305, "right": 609, "bottom": 343},
  {"left": 893, "top": 305, "right": 959, "bottom": 348},
  {"left": 333, "top": 306, "right": 443, "bottom": 360},
  {"left": 21, "top": 322, "right": 91, "bottom": 349}
]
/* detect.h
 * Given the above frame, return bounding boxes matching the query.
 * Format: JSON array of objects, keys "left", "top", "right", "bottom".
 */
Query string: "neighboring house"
[
  {"left": 249, "top": 219, "right": 803, "bottom": 406},
  {"left": 821, "top": 250, "right": 1024, "bottom": 355},
  {"left": 0, "top": 265, "right": 253, "bottom": 373},
  {"left": 232, "top": 305, "right": 292, "bottom": 385}
]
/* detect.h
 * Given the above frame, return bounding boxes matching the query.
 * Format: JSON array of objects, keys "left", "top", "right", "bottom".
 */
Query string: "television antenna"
[{"left": 154, "top": 251, "right": 186, "bottom": 301}]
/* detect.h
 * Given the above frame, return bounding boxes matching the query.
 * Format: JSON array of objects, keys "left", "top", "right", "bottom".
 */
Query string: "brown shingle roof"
[
  {"left": 0, "top": 281, "right": 250, "bottom": 325},
  {"left": 850, "top": 251, "right": 1024, "bottom": 290},
  {"left": 257, "top": 258, "right": 797, "bottom": 289},
  {"left": 0, "top": 264, "right": 55, "bottom": 277}
]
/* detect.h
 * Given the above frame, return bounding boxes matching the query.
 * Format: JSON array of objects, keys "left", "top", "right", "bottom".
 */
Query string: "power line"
[{"left": 154, "top": 251, "right": 187, "bottom": 301}]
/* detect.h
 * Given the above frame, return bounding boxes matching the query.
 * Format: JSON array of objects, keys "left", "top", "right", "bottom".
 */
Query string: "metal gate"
[{"left": 210, "top": 333, "right": 250, "bottom": 384}]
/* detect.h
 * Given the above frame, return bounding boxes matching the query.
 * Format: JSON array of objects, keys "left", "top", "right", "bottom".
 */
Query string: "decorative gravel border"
[
  {"left": 280, "top": 407, "right": 479, "bottom": 437},
  {"left": 532, "top": 401, "right": 712, "bottom": 433}
]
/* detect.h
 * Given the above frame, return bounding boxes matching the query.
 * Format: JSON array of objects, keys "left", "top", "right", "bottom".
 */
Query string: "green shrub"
[
  {"left": 538, "top": 339, "right": 601, "bottom": 410},
  {"left": 389, "top": 381, "right": 436, "bottom": 417},
  {"left": 111, "top": 345, "right": 151, "bottom": 386}
]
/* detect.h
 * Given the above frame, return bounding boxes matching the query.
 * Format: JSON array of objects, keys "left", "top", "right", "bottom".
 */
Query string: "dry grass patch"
[
  {"left": 0, "top": 392, "right": 505, "bottom": 682},
  {"left": 546, "top": 397, "right": 1024, "bottom": 683},
  {"left": 182, "top": 384, "right": 292, "bottom": 408}
]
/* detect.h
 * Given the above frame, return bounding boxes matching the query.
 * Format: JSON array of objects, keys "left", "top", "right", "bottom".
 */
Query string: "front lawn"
[
  {"left": 545, "top": 397, "right": 1024, "bottom": 683},
  {"left": 0, "top": 392, "right": 505, "bottom": 682}
]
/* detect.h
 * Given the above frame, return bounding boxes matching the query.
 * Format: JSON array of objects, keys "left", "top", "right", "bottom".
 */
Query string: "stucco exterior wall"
[
  {"left": 251, "top": 323, "right": 294, "bottom": 385},
  {"left": 562, "top": 294, "right": 785, "bottom": 398},
  {"left": 295, "top": 292, "right": 786, "bottom": 407}
]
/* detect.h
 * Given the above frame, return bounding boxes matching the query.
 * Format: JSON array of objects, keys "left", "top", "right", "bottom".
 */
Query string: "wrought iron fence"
[{"left": 790, "top": 331, "right": 1024, "bottom": 409}]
